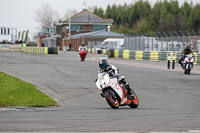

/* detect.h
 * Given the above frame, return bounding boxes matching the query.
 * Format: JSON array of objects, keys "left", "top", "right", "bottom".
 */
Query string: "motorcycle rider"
[
  {"left": 99, "top": 59, "right": 134, "bottom": 97},
  {"left": 79, "top": 42, "right": 87, "bottom": 54},
  {"left": 178, "top": 44, "right": 194, "bottom": 69}
]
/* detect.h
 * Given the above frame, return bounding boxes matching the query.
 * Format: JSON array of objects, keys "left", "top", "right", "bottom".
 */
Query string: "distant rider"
[
  {"left": 79, "top": 42, "right": 87, "bottom": 54},
  {"left": 178, "top": 44, "right": 194, "bottom": 69},
  {"left": 99, "top": 59, "right": 134, "bottom": 97}
]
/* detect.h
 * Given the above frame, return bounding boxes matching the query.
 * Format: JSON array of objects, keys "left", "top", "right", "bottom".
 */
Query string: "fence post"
[
  {"left": 158, "top": 32, "right": 163, "bottom": 51},
  {"left": 192, "top": 30, "right": 198, "bottom": 53},
  {"left": 163, "top": 32, "right": 168, "bottom": 51},
  {"left": 172, "top": 52, "right": 175, "bottom": 69},
  {"left": 168, "top": 52, "right": 170, "bottom": 69}
]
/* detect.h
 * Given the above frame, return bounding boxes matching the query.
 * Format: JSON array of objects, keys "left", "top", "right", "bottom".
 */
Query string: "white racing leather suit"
[
  {"left": 103, "top": 64, "right": 132, "bottom": 94},
  {"left": 79, "top": 45, "right": 87, "bottom": 53}
]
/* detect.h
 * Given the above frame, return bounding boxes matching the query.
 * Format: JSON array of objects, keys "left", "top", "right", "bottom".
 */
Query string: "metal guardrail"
[
  {"left": 87, "top": 48, "right": 200, "bottom": 64},
  {"left": 20, "top": 47, "right": 48, "bottom": 55},
  {"left": 0, "top": 44, "right": 21, "bottom": 51},
  {"left": 20, "top": 47, "right": 59, "bottom": 55}
]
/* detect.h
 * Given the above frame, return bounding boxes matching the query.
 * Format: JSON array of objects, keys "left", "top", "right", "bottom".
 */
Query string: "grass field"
[{"left": 0, "top": 72, "right": 58, "bottom": 107}]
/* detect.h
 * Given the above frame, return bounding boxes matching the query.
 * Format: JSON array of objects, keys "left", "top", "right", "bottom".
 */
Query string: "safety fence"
[
  {"left": 87, "top": 48, "right": 200, "bottom": 64},
  {"left": 0, "top": 44, "right": 21, "bottom": 51},
  {"left": 124, "top": 31, "right": 200, "bottom": 53},
  {"left": 20, "top": 47, "right": 59, "bottom": 55}
]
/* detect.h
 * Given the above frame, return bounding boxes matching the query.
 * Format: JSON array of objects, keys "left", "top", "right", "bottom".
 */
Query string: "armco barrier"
[
  {"left": 123, "top": 50, "right": 130, "bottom": 59},
  {"left": 92, "top": 48, "right": 95, "bottom": 54},
  {"left": 114, "top": 50, "right": 119, "bottom": 58},
  {"left": 20, "top": 47, "right": 48, "bottom": 55},
  {"left": 107, "top": 50, "right": 200, "bottom": 64},
  {"left": 88, "top": 48, "right": 91, "bottom": 53},
  {"left": 0, "top": 44, "right": 21, "bottom": 51},
  {"left": 159, "top": 51, "right": 167, "bottom": 61},
  {"left": 150, "top": 51, "right": 159, "bottom": 61},
  {"left": 194, "top": 53, "right": 200, "bottom": 65},
  {"left": 0, "top": 44, "right": 9, "bottom": 51},
  {"left": 118, "top": 50, "right": 123, "bottom": 58},
  {"left": 9, "top": 44, "right": 21, "bottom": 51},
  {"left": 48, "top": 47, "right": 59, "bottom": 54},
  {"left": 87, "top": 49, "right": 200, "bottom": 64},
  {"left": 135, "top": 51, "right": 143, "bottom": 60},
  {"left": 143, "top": 51, "right": 150, "bottom": 60},
  {"left": 102, "top": 49, "right": 107, "bottom": 55},
  {"left": 108, "top": 50, "right": 114, "bottom": 58},
  {"left": 129, "top": 50, "right": 135, "bottom": 59}
]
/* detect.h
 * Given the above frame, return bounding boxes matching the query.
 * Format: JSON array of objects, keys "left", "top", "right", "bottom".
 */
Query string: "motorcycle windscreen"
[
  {"left": 96, "top": 72, "right": 107, "bottom": 90},
  {"left": 96, "top": 79, "right": 102, "bottom": 90},
  {"left": 104, "top": 74, "right": 111, "bottom": 86}
]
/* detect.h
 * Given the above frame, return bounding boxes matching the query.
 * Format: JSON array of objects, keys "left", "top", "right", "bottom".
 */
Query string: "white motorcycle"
[
  {"left": 183, "top": 54, "right": 195, "bottom": 75},
  {"left": 95, "top": 71, "right": 139, "bottom": 109}
]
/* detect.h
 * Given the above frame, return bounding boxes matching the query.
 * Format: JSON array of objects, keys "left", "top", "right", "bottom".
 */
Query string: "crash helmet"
[
  {"left": 99, "top": 59, "right": 108, "bottom": 70},
  {"left": 81, "top": 42, "right": 85, "bottom": 46},
  {"left": 185, "top": 44, "right": 191, "bottom": 50}
]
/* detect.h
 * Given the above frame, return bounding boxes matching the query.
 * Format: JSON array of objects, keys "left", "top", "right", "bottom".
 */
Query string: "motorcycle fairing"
[{"left": 96, "top": 72, "right": 131, "bottom": 105}]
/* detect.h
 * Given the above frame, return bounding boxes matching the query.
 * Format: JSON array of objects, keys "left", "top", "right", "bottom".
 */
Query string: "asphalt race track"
[{"left": 0, "top": 51, "right": 200, "bottom": 132}]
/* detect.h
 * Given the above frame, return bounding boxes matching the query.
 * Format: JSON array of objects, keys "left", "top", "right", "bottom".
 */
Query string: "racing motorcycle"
[
  {"left": 95, "top": 71, "right": 139, "bottom": 109},
  {"left": 183, "top": 54, "right": 195, "bottom": 75},
  {"left": 80, "top": 48, "right": 87, "bottom": 61}
]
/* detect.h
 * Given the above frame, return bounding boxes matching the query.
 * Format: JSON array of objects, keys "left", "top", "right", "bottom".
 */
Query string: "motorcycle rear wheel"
[
  {"left": 105, "top": 90, "right": 119, "bottom": 109},
  {"left": 188, "top": 70, "right": 190, "bottom": 75},
  {"left": 128, "top": 90, "right": 139, "bottom": 108}
]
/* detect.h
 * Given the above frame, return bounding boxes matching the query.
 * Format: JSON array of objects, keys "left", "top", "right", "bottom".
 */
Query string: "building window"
[
  {"left": 44, "top": 28, "right": 49, "bottom": 33},
  {"left": 49, "top": 29, "right": 53, "bottom": 33},
  {"left": 71, "top": 24, "right": 79, "bottom": 31},
  {"left": 90, "top": 25, "right": 105, "bottom": 31},
  {"left": 70, "top": 24, "right": 84, "bottom": 31},
  {"left": 90, "top": 25, "right": 94, "bottom": 31},
  {"left": 44, "top": 27, "right": 56, "bottom": 34},
  {"left": 95, "top": 25, "right": 105, "bottom": 31},
  {"left": 80, "top": 25, "right": 84, "bottom": 31}
]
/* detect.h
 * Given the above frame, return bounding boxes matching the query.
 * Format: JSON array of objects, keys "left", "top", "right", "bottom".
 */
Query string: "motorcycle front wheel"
[
  {"left": 129, "top": 90, "right": 139, "bottom": 108},
  {"left": 188, "top": 64, "right": 190, "bottom": 75},
  {"left": 81, "top": 54, "right": 85, "bottom": 61},
  {"left": 184, "top": 70, "right": 187, "bottom": 74},
  {"left": 105, "top": 90, "right": 119, "bottom": 109}
]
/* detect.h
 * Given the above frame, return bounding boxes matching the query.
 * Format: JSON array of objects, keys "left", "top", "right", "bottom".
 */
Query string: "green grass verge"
[{"left": 0, "top": 72, "right": 58, "bottom": 107}]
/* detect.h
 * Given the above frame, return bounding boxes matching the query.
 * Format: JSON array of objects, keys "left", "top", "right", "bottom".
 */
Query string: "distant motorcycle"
[
  {"left": 80, "top": 48, "right": 87, "bottom": 61},
  {"left": 183, "top": 54, "right": 195, "bottom": 75},
  {"left": 95, "top": 71, "right": 139, "bottom": 109}
]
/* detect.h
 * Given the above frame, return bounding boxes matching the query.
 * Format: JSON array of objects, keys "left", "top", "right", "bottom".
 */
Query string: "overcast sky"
[{"left": 0, "top": 0, "right": 199, "bottom": 41}]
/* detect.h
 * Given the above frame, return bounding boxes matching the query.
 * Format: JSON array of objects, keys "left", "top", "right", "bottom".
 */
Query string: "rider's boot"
[
  {"left": 125, "top": 84, "right": 135, "bottom": 98},
  {"left": 100, "top": 91, "right": 105, "bottom": 98},
  {"left": 180, "top": 63, "right": 184, "bottom": 70},
  {"left": 178, "top": 60, "right": 184, "bottom": 70}
]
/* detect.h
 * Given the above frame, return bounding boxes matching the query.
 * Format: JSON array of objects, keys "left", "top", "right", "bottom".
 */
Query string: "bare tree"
[
  {"left": 63, "top": 9, "right": 78, "bottom": 20},
  {"left": 87, "top": 5, "right": 95, "bottom": 12},
  {"left": 35, "top": 4, "right": 59, "bottom": 27}
]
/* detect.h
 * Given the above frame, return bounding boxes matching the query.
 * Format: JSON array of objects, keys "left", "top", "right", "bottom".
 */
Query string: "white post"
[{"left": 69, "top": 16, "right": 71, "bottom": 37}]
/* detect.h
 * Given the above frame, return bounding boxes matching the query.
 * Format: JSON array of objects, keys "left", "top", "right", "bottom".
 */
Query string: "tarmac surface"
[{"left": 0, "top": 51, "right": 200, "bottom": 132}]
